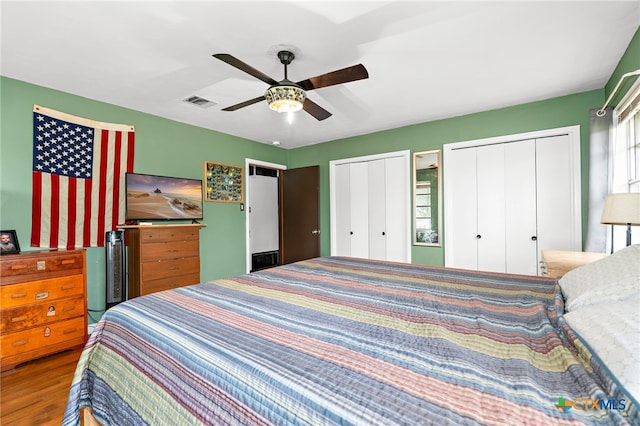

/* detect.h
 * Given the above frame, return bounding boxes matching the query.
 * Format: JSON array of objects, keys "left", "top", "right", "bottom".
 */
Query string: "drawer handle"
[
  {"left": 11, "top": 316, "right": 28, "bottom": 323},
  {"left": 61, "top": 259, "right": 76, "bottom": 265},
  {"left": 62, "top": 306, "right": 76, "bottom": 312},
  {"left": 10, "top": 264, "right": 27, "bottom": 270},
  {"left": 12, "top": 339, "right": 28, "bottom": 347},
  {"left": 35, "top": 292, "right": 49, "bottom": 300},
  {"left": 61, "top": 284, "right": 75, "bottom": 290},
  {"left": 63, "top": 328, "right": 78, "bottom": 335},
  {"left": 11, "top": 292, "right": 27, "bottom": 299},
  {"left": 167, "top": 266, "right": 179, "bottom": 270},
  {"left": 167, "top": 249, "right": 179, "bottom": 253}
]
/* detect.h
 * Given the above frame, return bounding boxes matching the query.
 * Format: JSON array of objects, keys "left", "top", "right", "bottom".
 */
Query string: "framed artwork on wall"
[
  {"left": 204, "top": 161, "right": 244, "bottom": 203},
  {"left": 0, "top": 230, "right": 21, "bottom": 255}
]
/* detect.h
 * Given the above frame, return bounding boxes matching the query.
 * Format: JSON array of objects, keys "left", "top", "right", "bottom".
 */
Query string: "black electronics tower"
[{"left": 105, "top": 230, "right": 126, "bottom": 309}]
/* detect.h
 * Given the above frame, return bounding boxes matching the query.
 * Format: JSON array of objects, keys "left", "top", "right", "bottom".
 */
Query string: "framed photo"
[
  {"left": 0, "top": 230, "right": 21, "bottom": 255},
  {"left": 204, "top": 161, "right": 244, "bottom": 203}
]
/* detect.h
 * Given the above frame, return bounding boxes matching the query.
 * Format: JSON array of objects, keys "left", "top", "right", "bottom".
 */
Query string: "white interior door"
[
  {"left": 536, "top": 135, "right": 581, "bottom": 254},
  {"left": 504, "top": 139, "right": 538, "bottom": 275},
  {"left": 368, "top": 159, "right": 387, "bottom": 260},
  {"left": 445, "top": 147, "right": 479, "bottom": 270},
  {"left": 329, "top": 150, "right": 411, "bottom": 263},
  {"left": 350, "top": 162, "right": 369, "bottom": 258},
  {"left": 476, "top": 144, "right": 506, "bottom": 273},
  {"left": 384, "top": 156, "right": 408, "bottom": 262},
  {"left": 334, "top": 163, "right": 352, "bottom": 256},
  {"left": 249, "top": 173, "right": 279, "bottom": 254},
  {"left": 444, "top": 126, "right": 581, "bottom": 276}
]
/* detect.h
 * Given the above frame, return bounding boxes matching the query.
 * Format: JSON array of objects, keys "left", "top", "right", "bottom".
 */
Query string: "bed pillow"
[
  {"left": 563, "top": 292, "right": 640, "bottom": 404},
  {"left": 559, "top": 244, "right": 640, "bottom": 312}
]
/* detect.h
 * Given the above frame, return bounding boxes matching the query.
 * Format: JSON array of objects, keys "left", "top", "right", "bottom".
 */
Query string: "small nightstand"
[{"left": 541, "top": 250, "right": 608, "bottom": 278}]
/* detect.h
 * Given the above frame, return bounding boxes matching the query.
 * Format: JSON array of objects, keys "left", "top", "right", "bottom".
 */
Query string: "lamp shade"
[
  {"left": 601, "top": 193, "right": 640, "bottom": 225},
  {"left": 264, "top": 82, "right": 306, "bottom": 113}
]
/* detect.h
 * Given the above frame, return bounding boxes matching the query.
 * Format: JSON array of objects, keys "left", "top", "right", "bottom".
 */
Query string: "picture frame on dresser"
[{"left": 0, "top": 230, "right": 20, "bottom": 255}]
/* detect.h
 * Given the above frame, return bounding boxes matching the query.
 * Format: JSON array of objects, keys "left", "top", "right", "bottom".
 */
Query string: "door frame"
[
  {"left": 442, "top": 125, "right": 581, "bottom": 268},
  {"left": 245, "top": 158, "right": 286, "bottom": 274},
  {"left": 329, "top": 150, "right": 411, "bottom": 262}
]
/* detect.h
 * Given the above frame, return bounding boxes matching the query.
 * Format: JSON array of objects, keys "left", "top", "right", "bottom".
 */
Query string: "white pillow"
[
  {"left": 564, "top": 293, "right": 640, "bottom": 404},
  {"left": 559, "top": 245, "right": 640, "bottom": 312}
]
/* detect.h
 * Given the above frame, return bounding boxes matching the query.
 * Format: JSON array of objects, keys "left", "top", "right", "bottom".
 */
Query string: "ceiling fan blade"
[
  {"left": 221, "top": 95, "right": 265, "bottom": 111},
  {"left": 303, "top": 99, "right": 332, "bottom": 121},
  {"left": 297, "top": 64, "right": 369, "bottom": 91},
  {"left": 213, "top": 53, "right": 279, "bottom": 86}
]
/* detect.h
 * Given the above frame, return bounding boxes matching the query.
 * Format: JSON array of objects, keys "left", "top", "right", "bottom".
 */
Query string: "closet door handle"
[
  {"left": 350, "top": 231, "right": 354, "bottom": 235},
  {"left": 476, "top": 234, "right": 482, "bottom": 239},
  {"left": 531, "top": 236, "right": 537, "bottom": 241},
  {"left": 382, "top": 232, "right": 386, "bottom": 236}
]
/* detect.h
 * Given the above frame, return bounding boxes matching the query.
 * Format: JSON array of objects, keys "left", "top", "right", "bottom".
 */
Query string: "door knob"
[
  {"left": 311, "top": 229, "right": 320, "bottom": 235},
  {"left": 476, "top": 234, "right": 482, "bottom": 239},
  {"left": 382, "top": 232, "right": 386, "bottom": 236},
  {"left": 531, "top": 236, "right": 537, "bottom": 241}
]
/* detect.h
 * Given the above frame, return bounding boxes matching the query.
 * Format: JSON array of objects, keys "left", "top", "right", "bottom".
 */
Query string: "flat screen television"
[{"left": 125, "top": 172, "right": 203, "bottom": 222}]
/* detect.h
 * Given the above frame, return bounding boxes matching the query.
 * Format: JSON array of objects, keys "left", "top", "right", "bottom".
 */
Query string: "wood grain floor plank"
[{"left": 1, "top": 348, "right": 82, "bottom": 426}]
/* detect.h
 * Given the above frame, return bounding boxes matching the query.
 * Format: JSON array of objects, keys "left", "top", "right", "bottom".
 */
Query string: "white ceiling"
[{"left": 2, "top": 1, "right": 639, "bottom": 149}]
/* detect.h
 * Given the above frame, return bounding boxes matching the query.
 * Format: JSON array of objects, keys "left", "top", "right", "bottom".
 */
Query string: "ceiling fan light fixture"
[{"left": 265, "top": 83, "right": 306, "bottom": 113}]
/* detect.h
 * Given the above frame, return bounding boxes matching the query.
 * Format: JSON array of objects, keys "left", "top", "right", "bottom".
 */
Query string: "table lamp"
[{"left": 601, "top": 192, "right": 640, "bottom": 246}]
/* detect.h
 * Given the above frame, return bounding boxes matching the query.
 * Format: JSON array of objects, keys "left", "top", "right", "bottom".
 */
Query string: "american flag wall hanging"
[{"left": 31, "top": 105, "right": 135, "bottom": 249}]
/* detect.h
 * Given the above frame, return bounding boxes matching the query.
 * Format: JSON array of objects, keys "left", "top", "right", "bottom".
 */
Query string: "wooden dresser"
[
  {"left": 125, "top": 224, "right": 204, "bottom": 298},
  {"left": 0, "top": 249, "right": 88, "bottom": 371}
]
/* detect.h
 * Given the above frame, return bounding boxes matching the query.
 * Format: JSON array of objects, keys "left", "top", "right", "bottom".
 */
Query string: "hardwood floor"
[{"left": 1, "top": 348, "right": 82, "bottom": 426}]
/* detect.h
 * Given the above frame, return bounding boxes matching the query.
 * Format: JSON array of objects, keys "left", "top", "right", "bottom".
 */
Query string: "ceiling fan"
[{"left": 213, "top": 50, "right": 369, "bottom": 121}]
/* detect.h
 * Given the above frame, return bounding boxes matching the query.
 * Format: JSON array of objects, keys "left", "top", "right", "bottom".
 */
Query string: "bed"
[{"left": 63, "top": 248, "right": 639, "bottom": 425}]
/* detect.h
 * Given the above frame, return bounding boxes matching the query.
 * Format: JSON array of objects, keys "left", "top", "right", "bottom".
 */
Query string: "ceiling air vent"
[{"left": 183, "top": 95, "right": 217, "bottom": 108}]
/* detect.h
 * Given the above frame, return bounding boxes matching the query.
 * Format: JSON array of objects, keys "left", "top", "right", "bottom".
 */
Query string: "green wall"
[
  {"left": 0, "top": 77, "right": 287, "bottom": 323},
  {"left": 605, "top": 27, "right": 640, "bottom": 105}
]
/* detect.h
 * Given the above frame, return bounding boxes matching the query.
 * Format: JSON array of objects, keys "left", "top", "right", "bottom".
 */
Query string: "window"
[{"left": 610, "top": 81, "right": 640, "bottom": 251}]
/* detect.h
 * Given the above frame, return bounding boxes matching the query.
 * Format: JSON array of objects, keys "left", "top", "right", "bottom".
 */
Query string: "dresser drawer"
[
  {"left": 141, "top": 273, "right": 201, "bottom": 295},
  {"left": 0, "top": 251, "right": 84, "bottom": 279},
  {"left": 1, "top": 317, "right": 85, "bottom": 357},
  {"left": 0, "top": 295, "right": 85, "bottom": 333},
  {"left": 140, "top": 227, "right": 199, "bottom": 243},
  {"left": 140, "top": 240, "right": 199, "bottom": 262},
  {"left": 0, "top": 275, "right": 84, "bottom": 310},
  {"left": 142, "top": 257, "right": 200, "bottom": 282}
]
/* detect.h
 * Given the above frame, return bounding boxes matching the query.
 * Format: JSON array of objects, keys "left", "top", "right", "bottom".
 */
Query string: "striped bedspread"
[{"left": 63, "top": 257, "right": 638, "bottom": 425}]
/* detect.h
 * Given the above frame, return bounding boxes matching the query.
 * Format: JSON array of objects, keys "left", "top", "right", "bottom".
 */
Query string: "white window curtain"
[{"left": 585, "top": 107, "right": 614, "bottom": 253}]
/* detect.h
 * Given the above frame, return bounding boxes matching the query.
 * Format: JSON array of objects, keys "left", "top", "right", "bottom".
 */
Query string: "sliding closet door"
[
  {"left": 446, "top": 147, "right": 478, "bottom": 270},
  {"left": 536, "top": 135, "right": 581, "bottom": 254},
  {"left": 504, "top": 139, "right": 538, "bottom": 275},
  {"left": 445, "top": 126, "right": 581, "bottom": 276},
  {"left": 334, "top": 164, "right": 352, "bottom": 256},
  {"left": 349, "top": 162, "right": 370, "bottom": 258},
  {"left": 476, "top": 144, "right": 506, "bottom": 273},
  {"left": 384, "top": 156, "right": 408, "bottom": 262},
  {"left": 330, "top": 150, "right": 411, "bottom": 263},
  {"left": 368, "top": 159, "right": 387, "bottom": 260}
]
